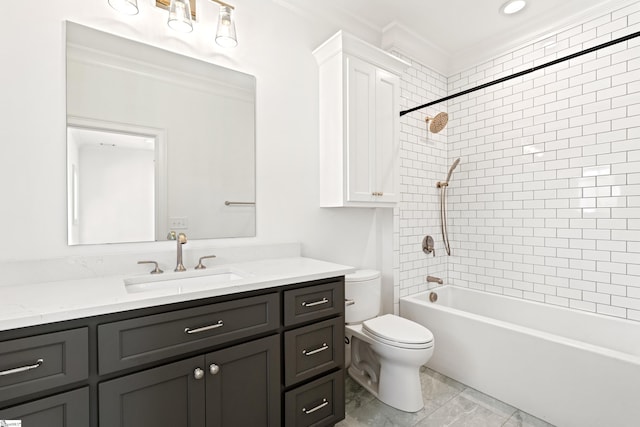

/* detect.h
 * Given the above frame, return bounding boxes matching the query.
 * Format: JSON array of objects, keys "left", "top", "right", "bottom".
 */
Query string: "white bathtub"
[{"left": 400, "top": 286, "right": 640, "bottom": 427}]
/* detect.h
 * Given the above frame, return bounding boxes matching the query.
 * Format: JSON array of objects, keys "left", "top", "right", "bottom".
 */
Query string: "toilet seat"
[{"left": 363, "top": 314, "right": 434, "bottom": 350}]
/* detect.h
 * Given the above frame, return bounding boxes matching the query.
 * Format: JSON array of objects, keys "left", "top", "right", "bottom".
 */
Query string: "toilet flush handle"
[{"left": 345, "top": 299, "right": 355, "bottom": 306}]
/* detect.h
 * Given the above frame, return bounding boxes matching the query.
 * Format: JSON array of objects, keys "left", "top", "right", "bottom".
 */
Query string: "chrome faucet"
[{"left": 175, "top": 233, "right": 188, "bottom": 272}]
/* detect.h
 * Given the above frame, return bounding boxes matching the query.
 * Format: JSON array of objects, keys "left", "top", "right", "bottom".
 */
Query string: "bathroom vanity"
[{"left": 0, "top": 257, "right": 350, "bottom": 427}]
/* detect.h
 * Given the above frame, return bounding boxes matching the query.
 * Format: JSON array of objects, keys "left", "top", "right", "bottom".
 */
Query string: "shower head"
[
  {"left": 425, "top": 112, "right": 449, "bottom": 133},
  {"left": 445, "top": 158, "right": 461, "bottom": 183}
]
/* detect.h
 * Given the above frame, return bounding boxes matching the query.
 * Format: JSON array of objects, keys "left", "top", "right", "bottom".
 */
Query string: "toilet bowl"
[{"left": 345, "top": 270, "right": 434, "bottom": 412}]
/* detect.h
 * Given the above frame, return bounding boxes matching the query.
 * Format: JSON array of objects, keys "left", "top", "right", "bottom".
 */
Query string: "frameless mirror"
[{"left": 66, "top": 22, "right": 255, "bottom": 245}]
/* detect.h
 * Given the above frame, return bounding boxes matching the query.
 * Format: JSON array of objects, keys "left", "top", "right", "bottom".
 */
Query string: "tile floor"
[{"left": 337, "top": 367, "right": 555, "bottom": 427}]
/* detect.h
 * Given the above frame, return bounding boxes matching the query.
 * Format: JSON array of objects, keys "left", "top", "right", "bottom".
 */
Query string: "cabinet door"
[
  {"left": 346, "top": 55, "right": 377, "bottom": 203},
  {"left": 99, "top": 356, "right": 206, "bottom": 427},
  {"left": 346, "top": 55, "right": 399, "bottom": 205},
  {"left": 0, "top": 387, "right": 89, "bottom": 427},
  {"left": 205, "top": 335, "right": 280, "bottom": 427},
  {"left": 374, "top": 68, "right": 400, "bottom": 203}
]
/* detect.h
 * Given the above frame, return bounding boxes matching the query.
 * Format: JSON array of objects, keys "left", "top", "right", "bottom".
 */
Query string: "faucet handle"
[
  {"left": 195, "top": 255, "right": 217, "bottom": 270},
  {"left": 422, "top": 235, "right": 436, "bottom": 257},
  {"left": 138, "top": 260, "right": 163, "bottom": 274}
]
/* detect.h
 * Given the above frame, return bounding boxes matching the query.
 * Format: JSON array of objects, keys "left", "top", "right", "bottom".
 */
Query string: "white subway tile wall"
[
  {"left": 394, "top": 2, "right": 640, "bottom": 320},
  {"left": 392, "top": 51, "right": 449, "bottom": 314}
]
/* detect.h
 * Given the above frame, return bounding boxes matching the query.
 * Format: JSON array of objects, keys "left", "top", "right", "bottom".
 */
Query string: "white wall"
[
  {"left": 397, "top": 2, "right": 640, "bottom": 322},
  {"left": 0, "top": 0, "right": 385, "bottom": 277}
]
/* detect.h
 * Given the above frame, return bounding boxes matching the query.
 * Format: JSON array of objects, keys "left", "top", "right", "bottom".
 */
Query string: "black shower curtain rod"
[{"left": 399, "top": 29, "right": 640, "bottom": 117}]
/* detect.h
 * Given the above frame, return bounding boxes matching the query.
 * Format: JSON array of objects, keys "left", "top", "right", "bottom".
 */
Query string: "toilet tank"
[{"left": 345, "top": 270, "right": 381, "bottom": 324}]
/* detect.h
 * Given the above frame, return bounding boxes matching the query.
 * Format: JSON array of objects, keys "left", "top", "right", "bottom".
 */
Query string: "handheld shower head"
[
  {"left": 425, "top": 112, "right": 449, "bottom": 133},
  {"left": 445, "top": 158, "right": 461, "bottom": 183}
]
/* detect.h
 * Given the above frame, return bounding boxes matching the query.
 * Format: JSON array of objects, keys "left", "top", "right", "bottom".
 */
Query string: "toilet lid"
[
  {"left": 363, "top": 314, "right": 434, "bottom": 348},
  {"left": 345, "top": 269, "right": 381, "bottom": 282}
]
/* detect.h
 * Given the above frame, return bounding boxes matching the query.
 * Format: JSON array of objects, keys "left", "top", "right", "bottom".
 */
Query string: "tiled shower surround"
[{"left": 395, "top": 2, "right": 640, "bottom": 321}]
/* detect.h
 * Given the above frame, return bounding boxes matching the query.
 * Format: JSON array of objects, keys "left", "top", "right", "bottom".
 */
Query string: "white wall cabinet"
[{"left": 314, "top": 31, "right": 408, "bottom": 207}]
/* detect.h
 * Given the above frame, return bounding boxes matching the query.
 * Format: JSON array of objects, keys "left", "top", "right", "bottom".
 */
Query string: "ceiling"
[{"left": 278, "top": 0, "right": 637, "bottom": 75}]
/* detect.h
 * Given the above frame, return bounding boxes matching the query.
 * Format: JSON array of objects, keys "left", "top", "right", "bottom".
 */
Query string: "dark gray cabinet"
[
  {"left": 284, "top": 317, "right": 344, "bottom": 386},
  {"left": 99, "top": 356, "right": 205, "bottom": 427},
  {"left": 0, "top": 387, "right": 89, "bottom": 427},
  {"left": 284, "top": 370, "right": 345, "bottom": 427},
  {"left": 0, "top": 276, "right": 345, "bottom": 427},
  {"left": 282, "top": 279, "right": 345, "bottom": 426},
  {"left": 98, "top": 294, "right": 278, "bottom": 375},
  {"left": 0, "top": 328, "right": 88, "bottom": 402},
  {"left": 99, "top": 335, "right": 280, "bottom": 427},
  {"left": 205, "top": 335, "right": 280, "bottom": 427}
]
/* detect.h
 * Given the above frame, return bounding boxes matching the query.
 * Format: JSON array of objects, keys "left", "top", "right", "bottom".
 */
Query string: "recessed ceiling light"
[{"left": 501, "top": 0, "right": 526, "bottom": 15}]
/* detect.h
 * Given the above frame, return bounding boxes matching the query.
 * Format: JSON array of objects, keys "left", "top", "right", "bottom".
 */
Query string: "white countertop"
[{"left": 0, "top": 257, "right": 354, "bottom": 331}]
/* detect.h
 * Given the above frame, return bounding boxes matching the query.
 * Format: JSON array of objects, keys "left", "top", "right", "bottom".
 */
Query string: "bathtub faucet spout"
[{"left": 426, "top": 275, "right": 443, "bottom": 285}]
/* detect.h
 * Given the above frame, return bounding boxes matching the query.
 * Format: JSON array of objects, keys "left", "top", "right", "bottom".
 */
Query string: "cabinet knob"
[
  {"left": 209, "top": 364, "right": 220, "bottom": 375},
  {"left": 194, "top": 367, "right": 205, "bottom": 380}
]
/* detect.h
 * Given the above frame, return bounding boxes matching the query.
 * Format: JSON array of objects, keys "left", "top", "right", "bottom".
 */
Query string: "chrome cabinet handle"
[
  {"left": 209, "top": 364, "right": 220, "bottom": 375},
  {"left": 184, "top": 320, "right": 224, "bottom": 334},
  {"left": 301, "top": 298, "right": 329, "bottom": 307},
  {"left": 303, "top": 343, "right": 329, "bottom": 356},
  {"left": 303, "top": 399, "right": 328, "bottom": 415},
  {"left": 0, "top": 358, "right": 44, "bottom": 377},
  {"left": 194, "top": 368, "right": 204, "bottom": 380}
]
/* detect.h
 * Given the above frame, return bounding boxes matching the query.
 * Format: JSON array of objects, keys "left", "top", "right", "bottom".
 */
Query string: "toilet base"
[
  {"left": 346, "top": 324, "right": 432, "bottom": 413},
  {"left": 377, "top": 360, "right": 424, "bottom": 412},
  {"left": 348, "top": 362, "right": 425, "bottom": 412}
]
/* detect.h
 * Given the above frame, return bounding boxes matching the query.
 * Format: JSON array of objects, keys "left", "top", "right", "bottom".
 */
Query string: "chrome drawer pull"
[
  {"left": 301, "top": 298, "right": 329, "bottom": 307},
  {"left": 184, "top": 320, "right": 224, "bottom": 334},
  {"left": 302, "top": 343, "right": 329, "bottom": 356},
  {"left": 0, "top": 358, "right": 44, "bottom": 376},
  {"left": 303, "top": 399, "right": 328, "bottom": 415}
]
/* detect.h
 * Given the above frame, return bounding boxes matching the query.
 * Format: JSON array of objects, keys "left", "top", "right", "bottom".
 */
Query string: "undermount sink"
[{"left": 124, "top": 266, "right": 250, "bottom": 294}]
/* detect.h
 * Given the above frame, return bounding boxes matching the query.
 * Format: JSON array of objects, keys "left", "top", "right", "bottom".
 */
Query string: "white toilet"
[{"left": 345, "top": 270, "right": 434, "bottom": 413}]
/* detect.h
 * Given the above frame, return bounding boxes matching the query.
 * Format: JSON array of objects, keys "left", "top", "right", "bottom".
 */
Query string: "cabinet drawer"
[
  {"left": 284, "top": 317, "right": 344, "bottom": 386},
  {"left": 0, "top": 328, "right": 88, "bottom": 402},
  {"left": 283, "top": 279, "right": 344, "bottom": 326},
  {"left": 98, "top": 293, "right": 279, "bottom": 374},
  {"left": 284, "top": 370, "right": 345, "bottom": 427},
  {"left": 0, "top": 387, "right": 89, "bottom": 427}
]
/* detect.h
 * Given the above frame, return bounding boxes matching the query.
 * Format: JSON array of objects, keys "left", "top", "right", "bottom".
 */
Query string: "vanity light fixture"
[
  {"left": 108, "top": 0, "right": 139, "bottom": 15},
  {"left": 500, "top": 0, "right": 526, "bottom": 15},
  {"left": 109, "top": 0, "right": 238, "bottom": 47}
]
